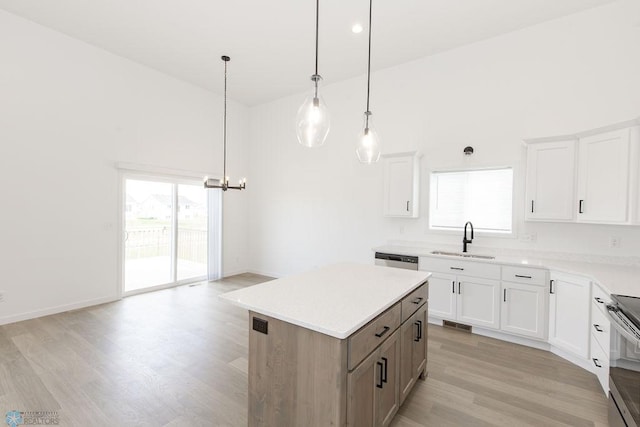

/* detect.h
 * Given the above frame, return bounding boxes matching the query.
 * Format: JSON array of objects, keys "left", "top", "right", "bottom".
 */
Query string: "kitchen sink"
[{"left": 431, "top": 250, "right": 495, "bottom": 260}]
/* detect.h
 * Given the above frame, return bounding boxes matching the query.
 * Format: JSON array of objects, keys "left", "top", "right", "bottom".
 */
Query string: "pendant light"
[
  {"left": 296, "top": 0, "right": 330, "bottom": 148},
  {"left": 355, "top": 0, "right": 381, "bottom": 164},
  {"left": 204, "top": 55, "right": 246, "bottom": 191}
]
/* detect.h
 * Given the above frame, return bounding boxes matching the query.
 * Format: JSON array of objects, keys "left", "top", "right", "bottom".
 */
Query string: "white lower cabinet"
[
  {"left": 590, "top": 284, "right": 611, "bottom": 394},
  {"left": 426, "top": 271, "right": 500, "bottom": 330},
  {"left": 500, "top": 281, "right": 547, "bottom": 339},
  {"left": 457, "top": 277, "right": 501, "bottom": 330},
  {"left": 548, "top": 272, "right": 591, "bottom": 359}
]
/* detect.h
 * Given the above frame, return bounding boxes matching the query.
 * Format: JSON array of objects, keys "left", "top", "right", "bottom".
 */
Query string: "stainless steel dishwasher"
[{"left": 374, "top": 252, "right": 419, "bottom": 270}]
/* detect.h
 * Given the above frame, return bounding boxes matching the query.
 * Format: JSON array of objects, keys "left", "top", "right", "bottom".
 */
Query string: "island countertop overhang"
[{"left": 219, "top": 262, "right": 430, "bottom": 339}]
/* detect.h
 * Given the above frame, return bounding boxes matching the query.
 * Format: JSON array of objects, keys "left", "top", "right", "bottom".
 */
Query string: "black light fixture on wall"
[
  {"left": 355, "top": 0, "right": 381, "bottom": 164},
  {"left": 204, "top": 55, "right": 246, "bottom": 191},
  {"left": 296, "top": 0, "right": 330, "bottom": 148}
]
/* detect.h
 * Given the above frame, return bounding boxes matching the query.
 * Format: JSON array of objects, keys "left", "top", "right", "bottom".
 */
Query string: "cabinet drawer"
[
  {"left": 592, "top": 283, "right": 611, "bottom": 312},
  {"left": 591, "top": 300, "right": 611, "bottom": 355},
  {"left": 501, "top": 266, "right": 547, "bottom": 286},
  {"left": 590, "top": 334, "right": 609, "bottom": 395},
  {"left": 348, "top": 303, "right": 401, "bottom": 370},
  {"left": 419, "top": 257, "right": 500, "bottom": 280},
  {"left": 401, "top": 282, "right": 428, "bottom": 323}
]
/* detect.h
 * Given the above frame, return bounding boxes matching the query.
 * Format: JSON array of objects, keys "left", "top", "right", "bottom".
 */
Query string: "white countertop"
[
  {"left": 375, "top": 244, "right": 640, "bottom": 297},
  {"left": 219, "top": 263, "right": 430, "bottom": 339}
]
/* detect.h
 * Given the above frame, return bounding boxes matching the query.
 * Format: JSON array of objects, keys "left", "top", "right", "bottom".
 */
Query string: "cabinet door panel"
[
  {"left": 577, "top": 129, "right": 630, "bottom": 223},
  {"left": 427, "top": 273, "right": 456, "bottom": 320},
  {"left": 378, "top": 331, "right": 400, "bottom": 427},
  {"left": 501, "top": 282, "right": 546, "bottom": 339},
  {"left": 399, "top": 316, "right": 416, "bottom": 405},
  {"left": 383, "top": 154, "right": 419, "bottom": 218},
  {"left": 457, "top": 277, "right": 501, "bottom": 330},
  {"left": 525, "top": 140, "right": 576, "bottom": 221},
  {"left": 347, "top": 350, "right": 377, "bottom": 427},
  {"left": 549, "top": 276, "right": 590, "bottom": 358},
  {"left": 412, "top": 306, "right": 427, "bottom": 379}
]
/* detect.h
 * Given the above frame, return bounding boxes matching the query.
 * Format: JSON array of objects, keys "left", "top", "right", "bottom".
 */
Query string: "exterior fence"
[{"left": 125, "top": 227, "right": 207, "bottom": 263}]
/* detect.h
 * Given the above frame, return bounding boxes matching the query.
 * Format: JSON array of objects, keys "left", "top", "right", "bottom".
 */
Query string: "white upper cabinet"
[
  {"left": 524, "top": 118, "right": 640, "bottom": 225},
  {"left": 525, "top": 139, "right": 576, "bottom": 221},
  {"left": 383, "top": 152, "right": 420, "bottom": 218},
  {"left": 577, "top": 128, "right": 632, "bottom": 223}
]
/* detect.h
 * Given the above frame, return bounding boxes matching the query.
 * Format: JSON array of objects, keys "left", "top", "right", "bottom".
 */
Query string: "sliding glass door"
[{"left": 123, "top": 175, "right": 217, "bottom": 294}]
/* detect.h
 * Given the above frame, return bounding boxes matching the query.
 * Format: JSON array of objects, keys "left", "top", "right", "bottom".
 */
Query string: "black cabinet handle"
[
  {"left": 579, "top": 200, "right": 584, "bottom": 214},
  {"left": 549, "top": 279, "right": 555, "bottom": 294},
  {"left": 594, "top": 324, "right": 603, "bottom": 332},
  {"left": 592, "top": 358, "right": 602, "bottom": 368},
  {"left": 452, "top": 281, "right": 455, "bottom": 293},
  {"left": 531, "top": 200, "right": 534, "bottom": 213},
  {"left": 381, "top": 357, "right": 388, "bottom": 384},
  {"left": 406, "top": 201, "right": 410, "bottom": 212},
  {"left": 412, "top": 297, "right": 423, "bottom": 305},
  {"left": 503, "top": 289, "right": 507, "bottom": 302},
  {"left": 515, "top": 275, "right": 532, "bottom": 279},
  {"left": 595, "top": 297, "right": 604, "bottom": 304},
  {"left": 375, "top": 326, "right": 390, "bottom": 338},
  {"left": 376, "top": 361, "right": 384, "bottom": 388},
  {"left": 450, "top": 267, "right": 464, "bottom": 271},
  {"left": 458, "top": 282, "right": 461, "bottom": 294},
  {"left": 414, "top": 320, "right": 423, "bottom": 342}
]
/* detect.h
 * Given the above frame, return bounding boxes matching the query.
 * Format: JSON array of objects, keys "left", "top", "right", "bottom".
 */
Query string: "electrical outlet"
[{"left": 610, "top": 236, "right": 621, "bottom": 248}]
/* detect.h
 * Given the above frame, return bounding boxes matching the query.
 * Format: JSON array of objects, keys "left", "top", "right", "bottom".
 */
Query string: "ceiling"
[{"left": 0, "top": 0, "right": 617, "bottom": 106}]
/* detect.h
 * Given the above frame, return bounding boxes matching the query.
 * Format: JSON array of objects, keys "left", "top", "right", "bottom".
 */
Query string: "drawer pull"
[
  {"left": 515, "top": 275, "right": 532, "bottom": 279},
  {"left": 593, "top": 324, "right": 603, "bottom": 332},
  {"left": 450, "top": 267, "right": 464, "bottom": 271},
  {"left": 375, "top": 326, "right": 390, "bottom": 338},
  {"left": 594, "top": 297, "right": 604, "bottom": 304},
  {"left": 376, "top": 361, "right": 384, "bottom": 388},
  {"left": 412, "top": 297, "right": 423, "bottom": 305},
  {"left": 592, "top": 358, "right": 602, "bottom": 368}
]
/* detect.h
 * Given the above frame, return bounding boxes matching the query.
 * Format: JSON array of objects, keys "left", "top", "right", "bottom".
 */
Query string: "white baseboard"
[
  {"left": 0, "top": 295, "right": 119, "bottom": 326},
  {"left": 550, "top": 346, "right": 594, "bottom": 372}
]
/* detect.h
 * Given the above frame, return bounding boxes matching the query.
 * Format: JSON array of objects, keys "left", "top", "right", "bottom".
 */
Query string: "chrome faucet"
[{"left": 463, "top": 222, "right": 474, "bottom": 253}]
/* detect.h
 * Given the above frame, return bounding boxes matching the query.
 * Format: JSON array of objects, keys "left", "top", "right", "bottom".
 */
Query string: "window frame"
[{"left": 427, "top": 165, "right": 516, "bottom": 238}]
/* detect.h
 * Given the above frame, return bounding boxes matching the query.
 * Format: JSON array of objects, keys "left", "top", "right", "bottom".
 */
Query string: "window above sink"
[{"left": 429, "top": 167, "right": 513, "bottom": 234}]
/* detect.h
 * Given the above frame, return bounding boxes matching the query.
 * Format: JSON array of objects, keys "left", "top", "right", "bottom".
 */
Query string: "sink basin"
[{"left": 431, "top": 250, "right": 495, "bottom": 260}]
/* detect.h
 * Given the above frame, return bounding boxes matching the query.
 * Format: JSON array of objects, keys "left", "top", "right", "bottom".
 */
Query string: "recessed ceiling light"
[{"left": 352, "top": 23, "right": 363, "bottom": 34}]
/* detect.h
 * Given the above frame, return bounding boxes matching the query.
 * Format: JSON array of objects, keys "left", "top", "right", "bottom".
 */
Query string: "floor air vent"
[{"left": 443, "top": 320, "right": 472, "bottom": 332}]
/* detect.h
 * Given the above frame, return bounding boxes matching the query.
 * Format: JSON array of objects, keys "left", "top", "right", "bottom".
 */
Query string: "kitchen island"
[{"left": 220, "top": 263, "right": 430, "bottom": 427}]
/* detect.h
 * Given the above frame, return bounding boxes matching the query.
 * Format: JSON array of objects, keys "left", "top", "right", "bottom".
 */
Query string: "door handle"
[
  {"left": 503, "top": 289, "right": 507, "bottom": 302},
  {"left": 381, "top": 357, "right": 388, "bottom": 384},
  {"left": 531, "top": 200, "right": 534, "bottom": 213},
  {"left": 406, "top": 201, "right": 410, "bottom": 212},
  {"left": 414, "top": 320, "right": 423, "bottom": 342},
  {"left": 592, "top": 358, "right": 602, "bottom": 368},
  {"left": 579, "top": 199, "right": 584, "bottom": 214},
  {"left": 593, "top": 324, "right": 603, "bottom": 332},
  {"left": 549, "top": 279, "right": 555, "bottom": 294},
  {"left": 452, "top": 281, "right": 455, "bottom": 293},
  {"left": 376, "top": 361, "right": 384, "bottom": 388},
  {"left": 458, "top": 282, "right": 461, "bottom": 294}
]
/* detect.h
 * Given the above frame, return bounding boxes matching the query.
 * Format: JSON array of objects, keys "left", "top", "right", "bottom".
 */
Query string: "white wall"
[
  {"left": 0, "top": 10, "right": 249, "bottom": 323},
  {"left": 248, "top": 0, "right": 640, "bottom": 277}
]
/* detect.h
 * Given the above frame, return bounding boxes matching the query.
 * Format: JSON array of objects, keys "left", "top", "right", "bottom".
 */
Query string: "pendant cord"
[
  {"left": 315, "top": 0, "right": 319, "bottom": 76},
  {"left": 365, "top": 0, "right": 373, "bottom": 128},
  {"left": 223, "top": 58, "right": 227, "bottom": 183}
]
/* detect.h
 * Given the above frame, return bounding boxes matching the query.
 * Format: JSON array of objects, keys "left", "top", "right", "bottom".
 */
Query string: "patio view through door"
[{"left": 123, "top": 175, "right": 217, "bottom": 294}]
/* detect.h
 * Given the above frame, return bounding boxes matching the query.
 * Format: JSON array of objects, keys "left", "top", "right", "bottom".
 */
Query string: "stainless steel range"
[{"left": 607, "top": 295, "right": 640, "bottom": 427}]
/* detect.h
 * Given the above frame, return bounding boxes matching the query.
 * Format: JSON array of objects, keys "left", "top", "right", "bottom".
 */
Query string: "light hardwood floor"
[{"left": 0, "top": 274, "right": 608, "bottom": 426}]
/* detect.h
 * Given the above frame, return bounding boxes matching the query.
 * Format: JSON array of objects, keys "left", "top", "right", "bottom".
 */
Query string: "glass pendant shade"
[
  {"left": 296, "top": 77, "right": 330, "bottom": 148},
  {"left": 356, "top": 113, "right": 381, "bottom": 164}
]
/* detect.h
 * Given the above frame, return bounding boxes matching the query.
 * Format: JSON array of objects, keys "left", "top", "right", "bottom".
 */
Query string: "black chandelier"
[{"left": 204, "top": 55, "right": 246, "bottom": 191}]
